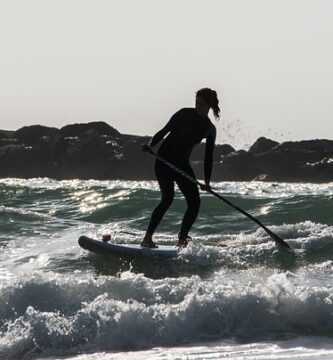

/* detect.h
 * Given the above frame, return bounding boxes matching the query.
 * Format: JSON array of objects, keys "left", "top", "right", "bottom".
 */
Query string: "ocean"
[{"left": 1, "top": 178, "right": 333, "bottom": 359}]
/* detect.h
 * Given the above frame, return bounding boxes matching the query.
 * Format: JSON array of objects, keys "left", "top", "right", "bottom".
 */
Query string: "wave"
[
  {"left": 1, "top": 177, "right": 333, "bottom": 195},
  {"left": 1, "top": 270, "right": 333, "bottom": 359},
  {"left": 1, "top": 179, "right": 333, "bottom": 229},
  {"left": 0, "top": 206, "right": 52, "bottom": 221},
  {"left": 2, "top": 179, "right": 333, "bottom": 359},
  {"left": 2, "top": 220, "right": 333, "bottom": 280}
]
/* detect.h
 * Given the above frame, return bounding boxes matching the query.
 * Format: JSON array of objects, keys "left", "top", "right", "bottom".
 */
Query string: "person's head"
[{"left": 195, "top": 88, "right": 221, "bottom": 120}]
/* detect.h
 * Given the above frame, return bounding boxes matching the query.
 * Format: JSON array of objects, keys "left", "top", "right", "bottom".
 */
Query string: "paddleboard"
[{"left": 78, "top": 236, "right": 179, "bottom": 258}]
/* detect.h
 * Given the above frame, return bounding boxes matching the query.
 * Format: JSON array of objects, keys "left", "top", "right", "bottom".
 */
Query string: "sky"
[{"left": 0, "top": 0, "right": 332, "bottom": 148}]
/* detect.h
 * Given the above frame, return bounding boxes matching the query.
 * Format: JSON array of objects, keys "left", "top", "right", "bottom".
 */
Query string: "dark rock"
[
  {"left": 0, "top": 144, "right": 40, "bottom": 177},
  {"left": 109, "top": 135, "right": 154, "bottom": 180},
  {"left": 0, "top": 130, "right": 19, "bottom": 147},
  {"left": 301, "top": 156, "right": 333, "bottom": 182},
  {"left": 213, "top": 150, "right": 261, "bottom": 181},
  {"left": 15, "top": 125, "right": 59, "bottom": 145},
  {"left": 0, "top": 144, "right": 24, "bottom": 160},
  {"left": 254, "top": 148, "right": 323, "bottom": 182},
  {"left": 276, "top": 139, "right": 333, "bottom": 154},
  {"left": 191, "top": 143, "right": 235, "bottom": 162},
  {"left": 1, "top": 123, "right": 333, "bottom": 182},
  {"left": 60, "top": 121, "right": 120, "bottom": 138},
  {"left": 0, "top": 130, "right": 15, "bottom": 138},
  {"left": 249, "top": 137, "right": 279, "bottom": 154},
  {"left": 0, "top": 137, "right": 19, "bottom": 147},
  {"left": 217, "top": 144, "right": 236, "bottom": 156}
]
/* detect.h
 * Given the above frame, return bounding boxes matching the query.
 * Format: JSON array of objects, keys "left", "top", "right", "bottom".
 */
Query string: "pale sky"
[{"left": 0, "top": 0, "right": 332, "bottom": 148}]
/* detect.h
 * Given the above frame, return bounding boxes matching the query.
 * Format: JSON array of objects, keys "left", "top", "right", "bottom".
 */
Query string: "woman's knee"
[{"left": 160, "top": 193, "right": 174, "bottom": 209}]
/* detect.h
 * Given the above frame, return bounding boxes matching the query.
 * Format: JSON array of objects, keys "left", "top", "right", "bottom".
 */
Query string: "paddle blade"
[{"left": 271, "top": 232, "right": 291, "bottom": 250}]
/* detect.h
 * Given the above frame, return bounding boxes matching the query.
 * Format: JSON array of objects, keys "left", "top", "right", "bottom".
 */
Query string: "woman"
[{"left": 142, "top": 88, "right": 220, "bottom": 248}]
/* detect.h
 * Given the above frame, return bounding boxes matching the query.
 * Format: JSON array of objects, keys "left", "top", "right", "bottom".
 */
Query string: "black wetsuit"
[{"left": 146, "top": 108, "right": 216, "bottom": 239}]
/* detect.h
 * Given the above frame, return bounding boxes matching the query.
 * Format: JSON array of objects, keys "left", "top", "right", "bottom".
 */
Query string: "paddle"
[{"left": 144, "top": 145, "right": 291, "bottom": 250}]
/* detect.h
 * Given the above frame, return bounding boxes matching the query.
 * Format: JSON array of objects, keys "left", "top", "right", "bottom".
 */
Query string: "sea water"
[{"left": 1, "top": 178, "right": 333, "bottom": 359}]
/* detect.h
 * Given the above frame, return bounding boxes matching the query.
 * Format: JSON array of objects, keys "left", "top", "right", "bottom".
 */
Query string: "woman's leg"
[
  {"left": 142, "top": 163, "right": 175, "bottom": 246},
  {"left": 175, "top": 166, "right": 200, "bottom": 245}
]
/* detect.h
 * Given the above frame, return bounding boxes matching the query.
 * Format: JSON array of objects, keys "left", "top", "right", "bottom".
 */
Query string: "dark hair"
[{"left": 196, "top": 88, "right": 221, "bottom": 120}]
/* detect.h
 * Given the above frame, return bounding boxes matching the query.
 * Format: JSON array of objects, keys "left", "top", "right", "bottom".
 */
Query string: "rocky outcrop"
[
  {"left": 214, "top": 150, "right": 261, "bottom": 181},
  {"left": 15, "top": 125, "right": 59, "bottom": 145},
  {"left": 0, "top": 130, "right": 17, "bottom": 147},
  {"left": 0, "top": 122, "right": 332, "bottom": 182},
  {"left": 59, "top": 122, "right": 120, "bottom": 138},
  {"left": 249, "top": 137, "right": 279, "bottom": 154}
]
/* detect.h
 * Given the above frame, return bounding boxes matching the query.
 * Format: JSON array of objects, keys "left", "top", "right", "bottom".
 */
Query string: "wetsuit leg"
[
  {"left": 146, "top": 162, "right": 175, "bottom": 236},
  {"left": 175, "top": 165, "right": 200, "bottom": 239}
]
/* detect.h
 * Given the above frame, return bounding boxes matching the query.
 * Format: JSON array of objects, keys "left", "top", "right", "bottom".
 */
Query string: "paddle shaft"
[{"left": 145, "top": 147, "right": 290, "bottom": 249}]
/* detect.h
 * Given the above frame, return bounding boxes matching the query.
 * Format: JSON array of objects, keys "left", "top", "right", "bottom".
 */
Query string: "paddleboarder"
[{"left": 141, "top": 88, "right": 220, "bottom": 248}]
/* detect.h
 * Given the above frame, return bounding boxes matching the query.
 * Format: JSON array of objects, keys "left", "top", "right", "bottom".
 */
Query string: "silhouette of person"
[{"left": 142, "top": 88, "right": 221, "bottom": 248}]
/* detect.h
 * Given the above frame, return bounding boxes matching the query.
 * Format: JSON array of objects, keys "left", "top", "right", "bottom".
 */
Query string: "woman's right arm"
[{"left": 149, "top": 110, "right": 180, "bottom": 147}]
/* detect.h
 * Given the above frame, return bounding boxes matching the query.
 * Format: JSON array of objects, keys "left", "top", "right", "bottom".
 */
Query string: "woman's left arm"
[{"left": 204, "top": 125, "right": 216, "bottom": 187}]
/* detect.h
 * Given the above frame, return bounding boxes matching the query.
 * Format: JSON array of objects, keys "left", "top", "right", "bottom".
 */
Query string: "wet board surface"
[{"left": 78, "top": 236, "right": 179, "bottom": 258}]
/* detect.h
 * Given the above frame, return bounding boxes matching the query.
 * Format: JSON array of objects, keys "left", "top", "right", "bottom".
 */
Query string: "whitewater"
[{"left": 1, "top": 178, "right": 333, "bottom": 359}]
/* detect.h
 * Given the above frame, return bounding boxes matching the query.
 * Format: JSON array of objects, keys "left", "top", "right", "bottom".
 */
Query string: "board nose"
[{"left": 78, "top": 236, "right": 89, "bottom": 249}]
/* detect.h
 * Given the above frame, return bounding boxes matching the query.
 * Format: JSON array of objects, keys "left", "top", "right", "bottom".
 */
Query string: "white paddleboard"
[{"left": 78, "top": 236, "right": 179, "bottom": 258}]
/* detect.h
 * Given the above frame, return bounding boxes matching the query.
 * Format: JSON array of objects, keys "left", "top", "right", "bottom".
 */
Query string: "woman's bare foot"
[
  {"left": 177, "top": 236, "right": 192, "bottom": 248},
  {"left": 141, "top": 234, "right": 158, "bottom": 248},
  {"left": 141, "top": 240, "right": 158, "bottom": 248}
]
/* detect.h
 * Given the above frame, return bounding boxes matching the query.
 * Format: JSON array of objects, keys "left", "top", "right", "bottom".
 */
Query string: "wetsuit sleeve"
[
  {"left": 204, "top": 125, "right": 216, "bottom": 184},
  {"left": 149, "top": 110, "right": 181, "bottom": 147}
]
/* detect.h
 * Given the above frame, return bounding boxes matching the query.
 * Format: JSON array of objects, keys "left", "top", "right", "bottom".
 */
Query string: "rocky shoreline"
[{"left": 0, "top": 122, "right": 333, "bottom": 182}]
